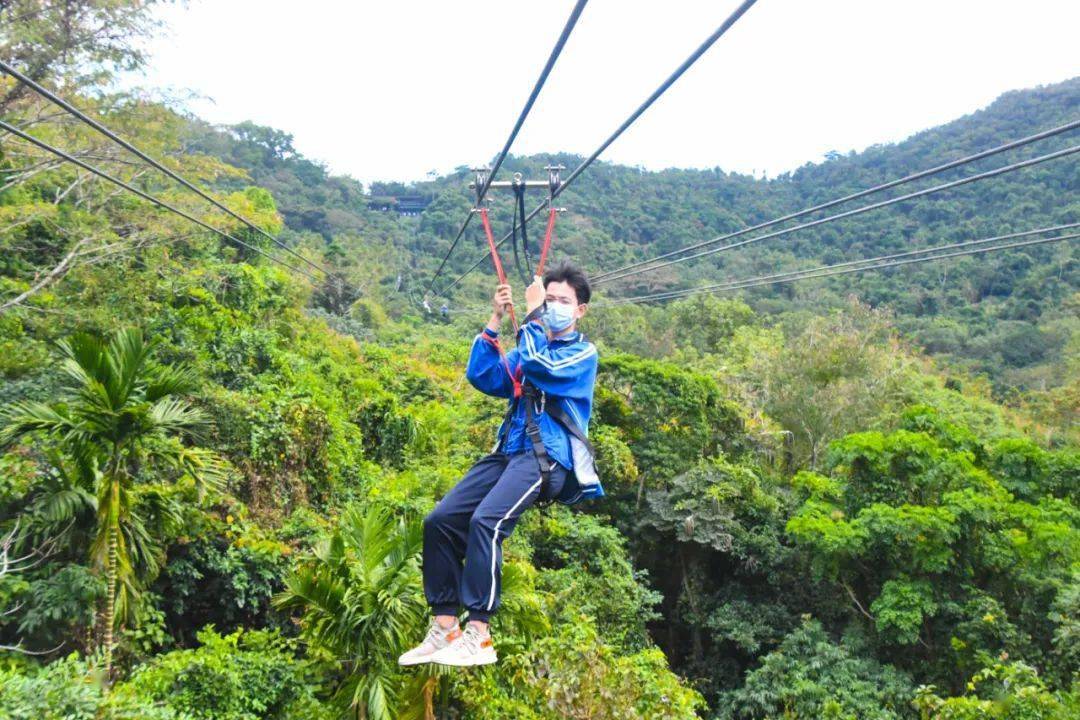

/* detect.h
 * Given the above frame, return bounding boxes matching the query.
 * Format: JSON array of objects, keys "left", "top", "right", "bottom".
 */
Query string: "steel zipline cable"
[
  {"left": 0, "top": 119, "right": 322, "bottom": 282},
  {"left": 0, "top": 59, "right": 332, "bottom": 279},
  {"left": 594, "top": 141, "right": 1080, "bottom": 286},
  {"left": 431, "top": 222, "right": 1080, "bottom": 316},
  {"left": 602, "top": 223, "right": 1080, "bottom": 306},
  {"left": 429, "top": 0, "right": 761, "bottom": 301},
  {"left": 591, "top": 118, "right": 1080, "bottom": 283},
  {"left": 422, "top": 0, "right": 590, "bottom": 300}
]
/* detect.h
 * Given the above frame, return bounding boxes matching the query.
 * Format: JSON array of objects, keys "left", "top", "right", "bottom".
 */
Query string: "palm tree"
[
  {"left": 0, "top": 327, "right": 225, "bottom": 678},
  {"left": 273, "top": 505, "right": 431, "bottom": 720}
]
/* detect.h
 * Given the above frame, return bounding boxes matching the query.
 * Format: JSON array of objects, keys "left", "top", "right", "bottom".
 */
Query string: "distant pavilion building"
[{"left": 367, "top": 194, "right": 432, "bottom": 216}]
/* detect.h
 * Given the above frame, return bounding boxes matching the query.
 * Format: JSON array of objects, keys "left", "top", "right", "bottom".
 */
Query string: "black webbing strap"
[
  {"left": 521, "top": 382, "right": 553, "bottom": 500},
  {"left": 540, "top": 392, "right": 596, "bottom": 457},
  {"left": 511, "top": 181, "right": 533, "bottom": 284}
]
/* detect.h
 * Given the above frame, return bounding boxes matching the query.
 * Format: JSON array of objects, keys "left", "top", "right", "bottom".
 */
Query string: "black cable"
[
  {"left": 0, "top": 59, "right": 332, "bottom": 278},
  {"left": 596, "top": 143, "right": 1080, "bottom": 285},
  {"left": 520, "top": 181, "right": 533, "bottom": 278},
  {"left": 0, "top": 120, "right": 321, "bottom": 282},
  {"left": 604, "top": 223, "right": 1080, "bottom": 305},
  {"left": 653, "top": 232, "right": 1080, "bottom": 299},
  {"left": 422, "top": 0, "right": 590, "bottom": 299},
  {"left": 510, "top": 186, "right": 523, "bottom": 283},
  {"left": 430, "top": 0, "right": 760, "bottom": 301},
  {"left": 592, "top": 118, "right": 1080, "bottom": 282},
  {"left": 511, "top": 180, "right": 533, "bottom": 283}
]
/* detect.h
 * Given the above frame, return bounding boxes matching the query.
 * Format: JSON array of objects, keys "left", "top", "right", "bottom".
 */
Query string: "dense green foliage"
[{"left": 1, "top": 3, "right": 1077, "bottom": 718}]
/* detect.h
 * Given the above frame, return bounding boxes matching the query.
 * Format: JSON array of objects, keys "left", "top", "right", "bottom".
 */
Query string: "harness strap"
[
  {"left": 540, "top": 392, "right": 596, "bottom": 457},
  {"left": 521, "top": 382, "right": 553, "bottom": 501},
  {"left": 479, "top": 332, "right": 522, "bottom": 398},
  {"left": 536, "top": 205, "right": 557, "bottom": 276},
  {"left": 514, "top": 375, "right": 596, "bottom": 504},
  {"left": 478, "top": 207, "right": 518, "bottom": 332},
  {"left": 511, "top": 181, "right": 532, "bottom": 284}
]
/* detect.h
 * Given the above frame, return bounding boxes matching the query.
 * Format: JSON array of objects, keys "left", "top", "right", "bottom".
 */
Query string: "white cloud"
[{"left": 130, "top": 0, "right": 1080, "bottom": 187}]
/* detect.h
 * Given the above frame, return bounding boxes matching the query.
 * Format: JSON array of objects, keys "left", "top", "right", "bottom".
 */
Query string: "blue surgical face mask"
[{"left": 542, "top": 301, "right": 576, "bottom": 332}]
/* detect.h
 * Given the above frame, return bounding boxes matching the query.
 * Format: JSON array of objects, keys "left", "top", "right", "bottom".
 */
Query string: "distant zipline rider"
[{"left": 400, "top": 169, "right": 601, "bottom": 668}]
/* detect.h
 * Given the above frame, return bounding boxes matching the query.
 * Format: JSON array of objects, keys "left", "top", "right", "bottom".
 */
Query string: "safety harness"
[
  {"left": 482, "top": 338, "right": 596, "bottom": 502},
  {"left": 521, "top": 374, "right": 597, "bottom": 502}
]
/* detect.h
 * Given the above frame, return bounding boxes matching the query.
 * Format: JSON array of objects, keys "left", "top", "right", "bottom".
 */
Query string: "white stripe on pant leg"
[{"left": 486, "top": 477, "right": 544, "bottom": 611}]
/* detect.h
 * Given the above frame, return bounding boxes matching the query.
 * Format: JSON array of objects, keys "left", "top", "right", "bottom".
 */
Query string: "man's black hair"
[{"left": 542, "top": 260, "right": 591, "bottom": 305}]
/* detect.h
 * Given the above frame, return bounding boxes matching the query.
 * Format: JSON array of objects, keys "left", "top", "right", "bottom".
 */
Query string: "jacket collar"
[{"left": 551, "top": 329, "right": 580, "bottom": 343}]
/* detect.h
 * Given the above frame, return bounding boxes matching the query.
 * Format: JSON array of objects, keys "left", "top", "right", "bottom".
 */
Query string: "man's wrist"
[{"left": 485, "top": 313, "right": 502, "bottom": 333}]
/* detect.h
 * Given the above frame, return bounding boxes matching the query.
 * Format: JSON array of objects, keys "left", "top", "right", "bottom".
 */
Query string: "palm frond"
[
  {"left": 145, "top": 362, "right": 201, "bottom": 402},
  {"left": 55, "top": 332, "right": 108, "bottom": 390},
  {"left": 52, "top": 445, "right": 104, "bottom": 490},
  {"left": 113, "top": 572, "right": 139, "bottom": 626},
  {"left": 131, "top": 484, "right": 185, "bottom": 539},
  {"left": 165, "top": 444, "right": 228, "bottom": 497},
  {"left": 121, "top": 511, "right": 165, "bottom": 579},
  {"left": 366, "top": 675, "right": 392, "bottom": 720},
  {"left": 37, "top": 487, "right": 97, "bottom": 525},
  {"left": 149, "top": 396, "right": 210, "bottom": 436},
  {"left": 71, "top": 375, "right": 119, "bottom": 420},
  {"left": 104, "top": 328, "right": 153, "bottom": 409},
  {"left": 0, "top": 400, "right": 79, "bottom": 448}
]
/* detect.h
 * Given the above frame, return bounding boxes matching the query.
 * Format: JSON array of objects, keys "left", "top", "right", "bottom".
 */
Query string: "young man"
[{"left": 399, "top": 261, "right": 602, "bottom": 667}]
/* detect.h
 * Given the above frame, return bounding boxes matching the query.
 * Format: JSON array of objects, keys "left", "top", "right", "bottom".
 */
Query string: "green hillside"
[
  {"left": 1, "top": 3, "right": 1077, "bottom": 719},
  {"left": 183, "top": 79, "right": 1079, "bottom": 402}
]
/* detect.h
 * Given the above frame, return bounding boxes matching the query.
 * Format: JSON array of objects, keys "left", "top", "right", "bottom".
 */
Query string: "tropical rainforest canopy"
[{"left": 0, "top": 2, "right": 1076, "bottom": 719}]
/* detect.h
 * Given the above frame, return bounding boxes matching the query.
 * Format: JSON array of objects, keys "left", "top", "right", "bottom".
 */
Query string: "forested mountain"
[
  {"left": 184, "top": 78, "right": 1079, "bottom": 402},
  {"left": 1, "top": 3, "right": 1077, "bottom": 719}
]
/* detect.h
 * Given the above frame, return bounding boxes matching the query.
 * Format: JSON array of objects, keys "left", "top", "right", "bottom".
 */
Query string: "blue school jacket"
[{"left": 465, "top": 317, "right": 604, "bottom": 503}]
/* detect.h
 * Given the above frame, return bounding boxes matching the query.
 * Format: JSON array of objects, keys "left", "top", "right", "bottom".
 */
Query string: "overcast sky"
[{"left": 131, "top": 0, "right": 1080, "bottom": 188}]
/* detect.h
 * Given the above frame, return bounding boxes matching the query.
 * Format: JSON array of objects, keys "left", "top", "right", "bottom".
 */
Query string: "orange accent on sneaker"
[
  {"left": 480, "top": 638, "right": 493, "bottom": 648},
  {"left": 445, "top": 629, "right": 462, "bottom": 642}
]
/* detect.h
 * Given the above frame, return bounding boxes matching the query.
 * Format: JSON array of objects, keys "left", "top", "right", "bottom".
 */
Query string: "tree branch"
[
  {"left": 0, "top": 237, "right": 87, "bottom": 313},
  {"left": 841, "top": 581, "right": 876, "bottom": 623}
]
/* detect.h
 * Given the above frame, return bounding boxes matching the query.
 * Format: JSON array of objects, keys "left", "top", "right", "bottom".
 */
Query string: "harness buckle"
[{"left": 522, "top": 382, "right": 545, "bottom": 415}]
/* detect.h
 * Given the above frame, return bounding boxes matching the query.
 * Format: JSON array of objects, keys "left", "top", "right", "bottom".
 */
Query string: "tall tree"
[
  {"left": 0, "top": 0, "right": 167, "bottom": 112},
  {"left": 0, "top": 327, "right": 224, "bottom": 678}
]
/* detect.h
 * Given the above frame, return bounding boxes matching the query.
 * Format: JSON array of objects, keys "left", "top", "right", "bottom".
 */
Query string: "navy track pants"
[{"left": 423, "top": 449, "right": 567, "bottom": 623}]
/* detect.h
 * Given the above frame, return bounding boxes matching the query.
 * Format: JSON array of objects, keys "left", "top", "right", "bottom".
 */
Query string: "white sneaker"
[
  {"left": 429, "top": 623, "right": 497, "bottom": 667},
  {"left": 398, "top": 619, "right": 461, "bottom": 666}
]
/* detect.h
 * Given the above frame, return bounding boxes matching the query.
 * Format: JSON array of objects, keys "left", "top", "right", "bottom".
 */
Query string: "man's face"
[{"left": 544, "top": 280, "right": 587, "bottom": 324}]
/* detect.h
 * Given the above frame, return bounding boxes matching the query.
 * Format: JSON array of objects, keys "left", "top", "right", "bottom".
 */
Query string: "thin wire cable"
[
  {"left": 0, "top": 120, "right": 321, "bottom": 281},
  {"left": 699, "top": 221, "right": 1080, "bottom": 297},
  {"left": 607, "top": 223, "right": 1079, "bottom": 303},
  {"left": 430, "top": 0, "right": 760, "bottom": 301},
  {"left": 440, "top": 223, "right": 1080, "bottom": 314},
  {"left": 422, "top": 0, "right": 590, "bottom": 299},
  {"left": 604, "top": 225, "right": 1080, "bottom": 305},
  {"left": 656, "top": 232, "right": 1080, "bottom": 298},
  {"left": 593, "top": 118, "right": 1080, "bottom": 282},
  {"left": 595, "top": 143, "right": 1080, "bottom": 285},
  {"left": 0, "top": 59, "right": 331, "bottom": 277}
]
